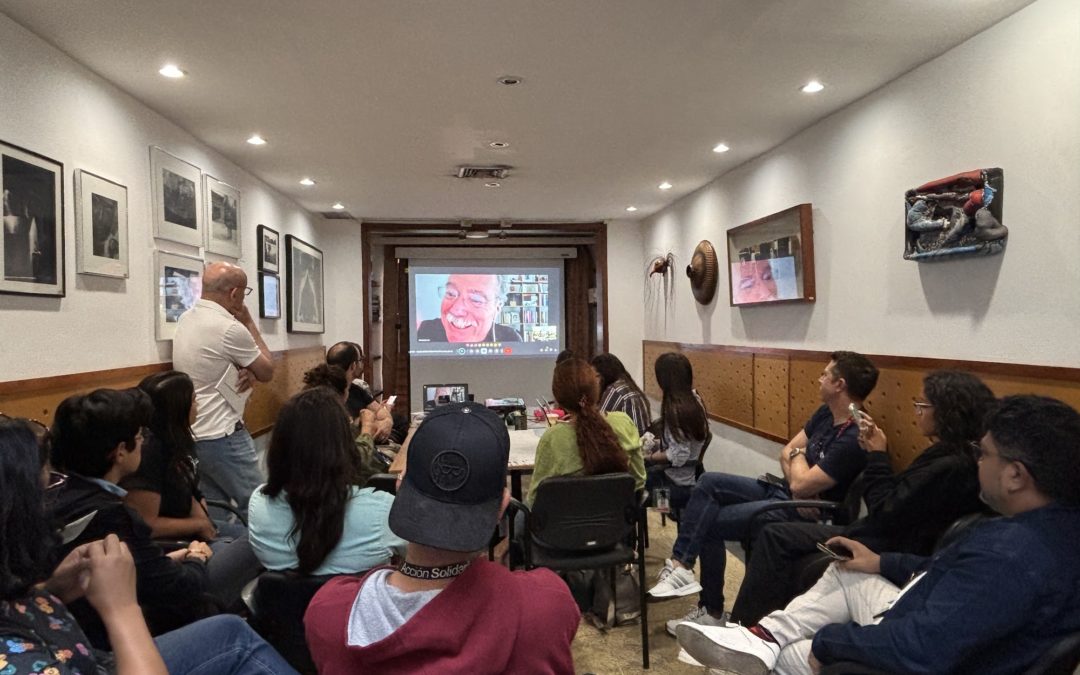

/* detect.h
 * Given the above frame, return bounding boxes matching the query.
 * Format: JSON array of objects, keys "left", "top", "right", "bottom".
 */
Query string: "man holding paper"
[{"left": 173, "top": 262, "right": 274, "bottom": 518}]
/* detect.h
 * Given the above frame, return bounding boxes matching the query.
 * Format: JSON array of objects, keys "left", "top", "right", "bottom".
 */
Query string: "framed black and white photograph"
[
  {"left": 204, "top": 175, "right": 241, "bottom": 258},
  {"left": 150, "top": 146, "right": 202, "bottom": 247},
  {"left": 75, "top": 169, "right": 128, "bottom": 278},
  {"left": 1, "top": 140, "right": 64, "bottom": 297},
  {"left": 259, "top": 272, "right": 281, "bottom": 319},
  {"left": 257, "top": 224, "right": 279, "bottom": 273},
  {"left": 285, "top": 234, "right": 324, "bottom": 333},
  {"left": 155, "top": 250, "right": 203, "bottom": 341}
]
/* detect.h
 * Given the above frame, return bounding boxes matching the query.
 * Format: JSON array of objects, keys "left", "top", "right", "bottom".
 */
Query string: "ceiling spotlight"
[
  {"left": 658, "top": 182, "right": 673, "bottom": 190},
  {"left": 246, "top": 134, "right": 267, "bottom": 146},
  {"left": 488, "top": 141, "right": 510, "bottom": 149},
  {"left": 465, "top": 231, "right": 490, "bottom": 239},
  {"left": 712, "top": 143, "right": 730, "bottom": 153},
  {"left": 332, "top": 202, "right": 345, "bottom": 210},
  {"left": 497, "top": 75, "right": 523, "bottom": 86},
  {"left": 158, "top": 64, "right": 186, "bottom": 78},
  {"left": 801, "top": 80, "right": 825, "bottom": 94},
  {"left": 484, "top": 182, "right": 501, "bottom": 188},
  {"left": 299, "top": 178, "right": 316, "bottom": 186},
  {"left": 626, "top": 206, "right": 638, "bottom": 212}
]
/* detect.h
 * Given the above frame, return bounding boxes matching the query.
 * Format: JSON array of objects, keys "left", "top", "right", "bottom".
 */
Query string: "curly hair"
[
  {"left": 985, "top": 395, "right": 1080, "bottom": 506},
  {"left": 552, "top": 358, "right": 629, "bottom": 476},
  {"left": 921, "top": 371, "right": 995, "bottom": 449}
]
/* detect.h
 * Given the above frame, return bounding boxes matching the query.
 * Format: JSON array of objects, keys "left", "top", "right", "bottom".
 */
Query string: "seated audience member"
[
  {"left": 304, "top": 403, "right": 580, "bottom": 673},
  {"left": 592, "top": 352, "right": 651, "bottom": 435},
  {"left": 303, "top": 363, "right": 392, "bottom": 487},
  {"left": 48, "top": 389, "right": 220, "bottom": 646},
  {"left": 650, "top": 352, "right": 878, "bottom": 630},
  {"left": 556, "top": 348, "right": 577, "bottom": 364},
  {"left": 643, "top": 352, "right": 709, "bottom": 507},
  {"left": 248, "top": 387, "right": 404, "bottom": 575},
  {"left": 0, "top": 417, "right": 297, "bottom": 675},
  {"left": 529, "top": 357, "right": 646, "bottom": 506},
  {"left": 326, "top": 340, "right": 404, "bottom": 443},
  {"left": 677, "top": 395, "right": 1080, "bottom": 675},
  {"left": 728, "top": 370, "right": 994, "bottom": 625}
]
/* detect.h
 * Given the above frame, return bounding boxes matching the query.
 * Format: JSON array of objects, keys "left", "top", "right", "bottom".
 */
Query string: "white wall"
[
  {"left": 605, "top": 219, "right": 645, "bottom": 383},
  {"left": 0, "top": 14, "right": 361, "bottom": 381},
  {"left": 640, "top": 0, "right": 1080, "bottom": 368}
]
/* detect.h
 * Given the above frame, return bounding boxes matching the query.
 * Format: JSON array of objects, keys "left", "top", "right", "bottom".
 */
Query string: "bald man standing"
[{"left": 173, "top": 262, "right": 274, "bottom": 518}]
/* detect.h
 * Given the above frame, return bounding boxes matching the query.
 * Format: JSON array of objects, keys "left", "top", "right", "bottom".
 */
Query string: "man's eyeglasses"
[
  {"left": 242, "top": 286, "right": 254, "bottom": 296},
  {"left": 912, "top": 398, "right": 934, "bottom": 414},
  {"left": 439, "top": 285, "right": 493, "bottom": 309}
]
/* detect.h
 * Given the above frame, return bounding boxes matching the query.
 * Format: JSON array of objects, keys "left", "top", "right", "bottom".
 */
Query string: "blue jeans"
[
  {"left": 206, "top": 532, "right": 263, "bottom": 610},
  {"left": 671, "top": 472, "right": 803, "bottom": 612},
  {"left": 156, "top": 615, "right": 297, "bottom": 674},
  {"left": 196, "top": 428, "right": 263, "bottom": 520}
]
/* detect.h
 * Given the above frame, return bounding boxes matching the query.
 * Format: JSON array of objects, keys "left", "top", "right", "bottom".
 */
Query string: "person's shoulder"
[
  {"left": 605, "top": 411, "right": 638, "bottom": 433},
  {"left": 805, "top": 404, "right": 831, "bottom": 426}
]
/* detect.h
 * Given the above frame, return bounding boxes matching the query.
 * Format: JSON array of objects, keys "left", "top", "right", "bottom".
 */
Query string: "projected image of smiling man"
[{"left": 418, "top": 274, "right": 522, "bottom": 343}]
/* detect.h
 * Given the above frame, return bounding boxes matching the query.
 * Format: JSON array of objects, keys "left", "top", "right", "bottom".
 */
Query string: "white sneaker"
[
  {"left": 675, "top": 623, "right": 780, "bottom": 675},
  {"left": 648, "top": 564, "right": 702, "bottom": 598},
  {"left": 665, "top": 606, "right": 729, "bottom": 637},
  {"left": 656, "top": 558, "right": 675, "bottom": 580}
]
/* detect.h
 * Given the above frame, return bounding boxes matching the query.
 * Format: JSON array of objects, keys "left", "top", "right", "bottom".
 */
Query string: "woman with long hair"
[
  {"left": 645, "top": 352, "right": 709, "bottom": 501},
  {"left": 591, "top": 352, "right": 651, "bottom": 436},
  {"left": 248, "top": 387, "right": 404, "bottom": 575},
  {"left": 0, "top": 416, "right": 298, "bottom": 675},
  {"left": 528, "top": 358, "right": 646, "bottom": 506}
]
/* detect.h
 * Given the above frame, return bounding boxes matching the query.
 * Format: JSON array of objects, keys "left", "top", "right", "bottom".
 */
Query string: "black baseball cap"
[{"left": 389, "top": 403, "right": 510, "bottom": 552}]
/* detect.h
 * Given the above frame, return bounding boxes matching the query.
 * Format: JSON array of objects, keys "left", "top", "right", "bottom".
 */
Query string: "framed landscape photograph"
[
  {"left": 150, "top": 146, "right": 202, "bottom": 247},
  {"left": 726, "top": 203, "right": 816, "bottom": 307},
  {"left": 285, "top": 234, "right": 324, "bottom": 333},
  {"left": 155, "top": 250, "right": 203, "bottom": 341},
  {"left": 1, "top": 139, "right": 64, "bottom": 297},
  {"left": 204, "top": 175, "right": 241, "bottom": 258},
  {"left": 259, "top": 272, "right": 281, "bottom": 319},
  {"left": 257, "top": 224, "right": 279, "bottom": 273},
  {"left": 75, "top": 169, "right": 128, "bottom": 278}
]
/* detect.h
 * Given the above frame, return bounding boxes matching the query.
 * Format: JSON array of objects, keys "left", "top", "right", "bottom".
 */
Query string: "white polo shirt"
[{"left": 172, "top": 299, "right": 261, "bottom": 440}]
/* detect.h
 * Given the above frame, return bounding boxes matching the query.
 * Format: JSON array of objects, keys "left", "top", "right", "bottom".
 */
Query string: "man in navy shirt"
[
  {"left": 651, "top": 351, "right": 878, "bottom": 635},
  {"left": 677, "top": 394, "right": 1080, "bottom": 675}
]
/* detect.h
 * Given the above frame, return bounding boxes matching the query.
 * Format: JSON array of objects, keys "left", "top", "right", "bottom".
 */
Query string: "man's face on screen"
[{"left": 440, "top": 274, "right": 501, "bottom": 342}]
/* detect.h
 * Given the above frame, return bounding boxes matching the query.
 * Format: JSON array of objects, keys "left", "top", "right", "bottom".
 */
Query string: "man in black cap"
[{"left": 304, "top": 403, "right": 580, "bottom": 674}]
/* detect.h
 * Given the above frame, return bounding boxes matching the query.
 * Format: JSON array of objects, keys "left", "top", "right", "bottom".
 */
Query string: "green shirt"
[{"left": 527, "top": 411, "right": 646, "bottom": 506}]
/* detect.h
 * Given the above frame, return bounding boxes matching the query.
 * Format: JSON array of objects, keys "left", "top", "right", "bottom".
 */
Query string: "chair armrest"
[
  {"left": 742, "top": 499, "right": 842, "bottom": 552},
  {"left": 505, "top": 498, "right": 531, "bottom": 568},
  {"left": 205, "top": 499, "right": 247, "bottom": 527}
]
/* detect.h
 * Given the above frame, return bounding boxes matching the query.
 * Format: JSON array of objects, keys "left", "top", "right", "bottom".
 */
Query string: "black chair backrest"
[
  {"left": 529, "top": 473, "right": 637, "bottom": 551},
  {"left": 1024, "top": 630, "right": 1080, "bottom": 675},
  {"left": 834, "top": 471, "right": 868, "bottom": 526},
  {"left": 249, "top": 570, "right": 338, "bottom": 674},
  {"left": 366, "top": 473, "right": 398, "bottom": 495},
  {"left": 936, "top": 511, "right": 995, "bottom": 551},
  {"left": 694, "top": 431, "right": 713, "bottom": 479}
]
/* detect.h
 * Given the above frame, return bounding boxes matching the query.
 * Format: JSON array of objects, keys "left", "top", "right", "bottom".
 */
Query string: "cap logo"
[{"left": 430, "top": 450, "right": 470, "bottom": 491}]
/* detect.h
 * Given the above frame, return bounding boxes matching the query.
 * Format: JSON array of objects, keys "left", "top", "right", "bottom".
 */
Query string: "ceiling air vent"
[
  {"left": 321, "top": 210, "right": 355, "bottom": 220},
  {"left": 456, "top": 165, "right": 511, "bottom": 180}
]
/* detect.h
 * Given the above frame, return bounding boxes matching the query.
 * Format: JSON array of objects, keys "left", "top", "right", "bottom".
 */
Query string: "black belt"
[{"left": 233, "top": 420, "right": 246, "bottom": 432}]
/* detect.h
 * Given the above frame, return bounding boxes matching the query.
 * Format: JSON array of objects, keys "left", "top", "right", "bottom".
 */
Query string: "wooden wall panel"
[
  {"left": 865, "top": 367, "right": 927, "bottom": 470},
  {"left": 687, "top": 347, "right": 754, "bottom": 428},
  {"left": 789, "top": 358, "right": 827, "bottom": 439},
  {"left": 753, "top": 354, "right": 788, "bottom": 438},
  {"left": 243, "top": 346, "right": 326, "bottom": 436}
]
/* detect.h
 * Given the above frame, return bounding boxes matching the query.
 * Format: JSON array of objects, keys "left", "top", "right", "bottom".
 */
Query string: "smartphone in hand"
[
  {"left": 385, "top": 395, "right": 397, "bottom": 408},
  {"left": 816, "top": 541, "right": 853, "bottom": 561}
]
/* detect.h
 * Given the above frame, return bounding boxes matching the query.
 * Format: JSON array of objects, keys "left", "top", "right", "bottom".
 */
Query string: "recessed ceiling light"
[
  {"left": 801, "top": 80, "right": 825, "bottom": 94},
  {"left": 465, "top": 231, "right": 490, "bottom": 239},
  {"left": 712, "top": 143, "right": 730, "bottom": 153},
  {"left": 658, "top": 182, "right": 673, "bottom": 190},
  {"left": 158, "top": 64, "right": 186, "bottom": 78},
  {"left": 299, "top": 178, "right": 316, "bottom": 186},
  {"left": 332, "top": 202, "right": 345, "bottom": 210},
  {"left": 497, "top": 75, "right": 523, "bottom": 86},
  {"left": 626, "top": 206, "right": 638, "bottom": 212},
  {"left": 246, "top": 134, "right": 267, "bottom": 146},
  {"left": 484, "top": 182, "right": 501, "bottom": 188},
  {"left": 488, "top": 141, "right": 510, "bottom": 149}
]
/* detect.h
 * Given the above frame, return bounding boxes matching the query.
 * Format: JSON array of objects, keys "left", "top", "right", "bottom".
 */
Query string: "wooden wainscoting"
[
  {"left": 0, "top": 346, "right": 326, "bottom": 438},
  {"left": 643, "top": 340, "right": 1080, "bottom": 470}
]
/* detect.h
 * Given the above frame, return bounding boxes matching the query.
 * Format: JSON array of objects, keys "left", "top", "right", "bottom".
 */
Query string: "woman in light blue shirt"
[{"left": 248, "top": 387, "right": 404, "bottom": 575}]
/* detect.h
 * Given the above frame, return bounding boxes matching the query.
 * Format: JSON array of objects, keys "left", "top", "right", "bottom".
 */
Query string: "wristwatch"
[{"left": 789, "top": 447, "right": 805, "bottom": 460}]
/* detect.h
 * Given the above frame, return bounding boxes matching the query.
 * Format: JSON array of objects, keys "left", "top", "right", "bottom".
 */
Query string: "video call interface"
[{"left": 409, "top": 265, "right": 563, "bottom": 358}]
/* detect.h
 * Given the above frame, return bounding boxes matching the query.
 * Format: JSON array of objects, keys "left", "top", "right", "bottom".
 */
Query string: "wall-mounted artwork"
[
  {"left": 259, "top": 272, "right": 280, "bottom": 319},
  {"left": 904, "top": 168, "right": 1006, "bottom": 261},
  {"left": 75, "top": 170, "right": 128, "bottom": 278},
  {"left": 150, "top": 146, "right": 202, "bottom": 248},
  {"left": 644, "top": 251, "right": 676, "bottom": 329},
  {"left": 1, "top": 140, "right": 64, "bottom": 297},
  {"left": 257, "top": 224, "right": 279, "bottom": 273},
  {"left": 285, "top": 234, "right": 324, "bottom": 333},
  {"left": 204, "top": 175, "right": 241, "bottom": 258},
  {"left": 726, "top": 203, "right": 815, "bottom": 307},
  {"left": 686, "top": 240, "right": 718, "bottom": 305},
  {"left": 155, "top": 250, "right": 203, "bottom": 341}
]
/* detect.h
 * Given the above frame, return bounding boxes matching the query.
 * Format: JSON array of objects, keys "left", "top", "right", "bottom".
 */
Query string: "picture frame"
[
  {"left": 257, "top": 224, "right": 279, "bottom": 273},
  {"left": 0, "top": 139, "right": 64, "bottom": 297},
  {"left": 150, "top": 146, "right": 203, "bottom": 247},
  {"left": 258, "top": 272, "right": 281, "bottom": 319},
  {"left": 155, "top": 250, "right": 203, "bottom": 341},
  {"left": 726, "top": 203, "right": 815, "bottom": 307},
  {"left": 74, "top": 169, "right": 128, "bottom": 278},
  {"left": 203, "top": 175, "right": 241, "bottom": 258},
  {"left": 285, "top": 234, "right": 324, "bottom": 333}
]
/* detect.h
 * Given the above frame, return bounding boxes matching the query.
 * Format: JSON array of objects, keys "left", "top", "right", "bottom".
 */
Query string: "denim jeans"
[
  {"left": 671, "top": 472, "right": 802, "bottom": 612},
  {"left": 206, "top": 532, "right": 264, "bottom": 611},
  {"left": 196, "top": 428, "right": 263, "bottom": 520},
  {"left": 156, "top": 614, "right": 298, "bottom": 674}
]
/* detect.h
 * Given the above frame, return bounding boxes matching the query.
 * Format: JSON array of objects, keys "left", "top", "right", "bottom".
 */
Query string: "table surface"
[{"left": 387, "top": 426, "right": 545, "bottom": 474}]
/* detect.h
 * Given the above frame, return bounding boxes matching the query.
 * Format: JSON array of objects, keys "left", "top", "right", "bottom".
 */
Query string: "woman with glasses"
[
  {"left": 728, "top": 370, "right": 995, "bottom": 625},
  {"left": 0, "top": 417, "right": 298, "bottom": 675}
]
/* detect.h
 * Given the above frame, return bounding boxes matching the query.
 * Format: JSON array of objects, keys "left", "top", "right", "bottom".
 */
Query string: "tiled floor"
[{"left": 570, "top": 509, "right": 746, "bottom": 674}]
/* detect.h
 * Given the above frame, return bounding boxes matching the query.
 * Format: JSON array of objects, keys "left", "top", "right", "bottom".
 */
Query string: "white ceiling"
[{"left": 0, "top": 0, "right": 1034, "bottom": 222}]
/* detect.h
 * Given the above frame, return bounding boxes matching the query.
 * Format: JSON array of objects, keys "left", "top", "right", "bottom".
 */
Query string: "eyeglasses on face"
[
  {"left": 241, "top": 286, "right": 254, "bottom": 296},
  {"left": 912, "top": 398, "right": 934, "bottom": 414},
  {"left": 439, "top": 285, "right": 493, "bottom": 309}
]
